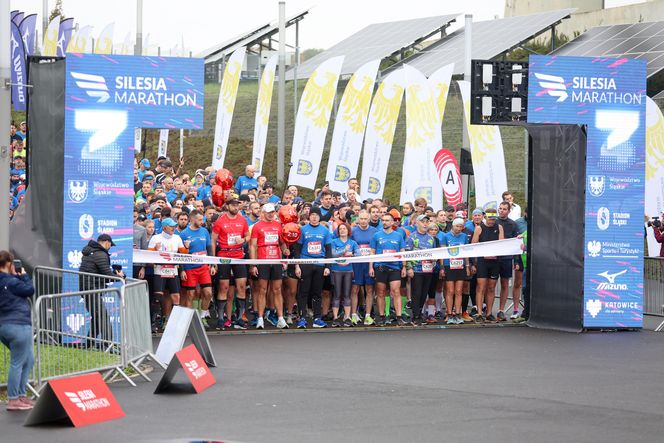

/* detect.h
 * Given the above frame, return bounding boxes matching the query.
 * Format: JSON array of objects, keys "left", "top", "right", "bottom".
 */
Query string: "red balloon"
[
  {"left": 211, "top": 185, "right": 225, "bottom": 207},
  {"left": 214, "top": 168, "right": 234, "bottom": 190},
  {"left": 278, "top": 205, "right": 298, "bottom": 224},
  {"left": 281, "top": 222, "right": 301, "bottom": 245}
]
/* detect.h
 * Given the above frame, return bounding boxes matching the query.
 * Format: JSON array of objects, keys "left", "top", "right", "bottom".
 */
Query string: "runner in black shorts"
[{"left": 471, "top": 208, "right": 504, "bottom": 322}]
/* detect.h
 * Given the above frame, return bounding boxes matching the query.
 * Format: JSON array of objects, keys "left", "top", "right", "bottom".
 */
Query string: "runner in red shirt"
[
  {"left": 249, "top": 203, "right": 289, "bottom": 329},
  {"left": 211, "top": 198, "right": 250, "bottom": 330}
]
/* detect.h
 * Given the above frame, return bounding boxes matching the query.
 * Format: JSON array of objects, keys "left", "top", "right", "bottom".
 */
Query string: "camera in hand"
[
  {"left": 13, "top": 259, "right": 22, "bottom": 274},
  {"left": 112, "top": 264, "right": 123, "bottom": 272},
  {"left": 647, "top": 216, "right": 662, "bottom": 229}
]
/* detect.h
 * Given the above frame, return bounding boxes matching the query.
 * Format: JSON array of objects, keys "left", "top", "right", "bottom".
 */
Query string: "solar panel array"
[
  {"left": 286, "top": 14, "right": 458, "bottom": 80},
  {"left": 391, "top": 9, "right": 575, "bottom": 77},
  {"left": 553, "top": 21, "right": 664, "bottom": 78}
]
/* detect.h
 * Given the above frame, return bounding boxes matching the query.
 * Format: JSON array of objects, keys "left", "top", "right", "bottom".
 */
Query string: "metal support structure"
[
  {"left": 42, "top": 0, "right": 48, "bottom": 42},
  {"left": 135, "top": 0, "right": 143, "bottom": 56},
  {"left": 461, "top": 14, "right": 472, "bottom": 204},
  {"left": 277, "top": 1, "right": 286, "bottom": 186},
  {"left": 1, "top": 0, "right": 10, "bottom": 251},
  {"left": 551, "top": 25, "right": 556, "bottom": 52},
  {"left": 293, "top": 20, "right": 299, "bottom": 125}
]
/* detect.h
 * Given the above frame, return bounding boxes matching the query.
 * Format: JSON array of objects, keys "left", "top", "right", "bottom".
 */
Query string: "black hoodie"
[{"left": 79, "top": 240, "right": 115, "bottom": 278}]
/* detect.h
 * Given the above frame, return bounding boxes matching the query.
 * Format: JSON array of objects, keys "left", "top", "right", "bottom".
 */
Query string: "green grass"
[{"left": 1, "top": 344, "right": 119, "bottom": 400}]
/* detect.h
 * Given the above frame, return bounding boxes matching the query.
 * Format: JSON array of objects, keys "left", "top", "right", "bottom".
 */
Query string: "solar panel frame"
[
  {"left": 387, "top": 9, "right": 575, "bottom": 77},
  {"left": 552, "top": 21, "right": 664, "bottom": 78},
  {"left": 286, "top": 14, "right": 459, "bottom": 80}
]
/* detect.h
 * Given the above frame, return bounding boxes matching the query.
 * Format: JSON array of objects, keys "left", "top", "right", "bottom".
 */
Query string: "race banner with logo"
[
  {"left": 135, "top": 237, "right": 523, "bottom": 266},
  {"left": 434, "top": 148, "right": 463, "bottom": 207},
  {"left": 212, "top": 47, "right": 245, "bottom": 169},
  {"left": 57, "top": 18, "right": 75, "bottom": 57},
  {"left": 528, "top": 55, "right": 646, "bottom": 328},
  {"left": 42, "top": 16, "right": 60, "bottom": 56},
  {"left": 94, "top": 22, "right": 115, "bottom": 54},
  {"left": 19, "top": 13, "right": 37, "bottom": 55},
  {"left": 67, "top": 25, "right": 94, "bottom": 53},
  {"left": 458, "top": 80, "right": 508, "bottom": 209},
  {"left": 158, "top": 129, "right": 169, "bottom": 158},
  {"left": 288, "top": 56, "right": 344, "bottom": 189},
  {"left": 252, "top": 54, "right": 277, "bottom": 175},
  {"left": 645, "top": 96, "right": 664, "bottom": 257},
  {"left": 9, "top": 21, "right": 27, "bottom": 111},
  {"left": 360, "top": 69, "right": 405, "bottom": 200},
  {"left": 325, "top": 59, "right": 380, "bottom": 192},
  {"left": 401, "top": 65, "right": 443, "bottom": 210}
]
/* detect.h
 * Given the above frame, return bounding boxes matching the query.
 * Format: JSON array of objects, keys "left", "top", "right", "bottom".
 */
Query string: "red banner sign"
[{"left": 176, "top": 344, "right": 216, "bottom": 393}]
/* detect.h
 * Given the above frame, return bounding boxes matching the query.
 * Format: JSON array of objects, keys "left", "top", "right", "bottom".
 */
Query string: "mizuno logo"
[
  {"left": 598, "top": 269, "right": 627, "bottom": 284},
  {"left": 534, "top": 73, "right": 568, "bottom": 102},
  {"left": 596, "top": 269, "right": 628, "bottom": 291},
  {"left": 71, "top": 71, "right": 110, "bottom": 103}
]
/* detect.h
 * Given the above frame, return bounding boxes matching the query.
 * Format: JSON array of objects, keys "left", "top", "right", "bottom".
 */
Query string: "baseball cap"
[
  {"left": 140, "top": 158, "right": 150, "bottom": 168},
  {"left": 453, "top": 218, "right": 465, "bottom": 226},
  {"left": 142, "top": 174, "right": 154, "bottom": 182},
  {"left": 97, "top": 233, "right": 116, "bottom": 246},
  {"left": 227, "top": 198, "right": 241, "bottom": 205},
  {"left": 161, "top": 218, "right": 177, "bottom": 227},
  {"left": 388, "top": 208, "right": 401, "bottom": 220},
  {"left": 472, "top": 208, "right": 484, "bottom": 216},
  {"left": 416, "top": 214, "right": 429, "bottom": 222},
  {"left": 263, "top": 203, "right": 276, "bottom": 213},
  {"left": 264, "top": 182, "right": 274, "bottom": 189},
  {"left": 309, "top": 206, "right": 322, "bottom": 217},
  {"left": 485, "top": 208, "right": 498, "bottom": 219},
  {"left": 445, "top": 205, "right": 455, "bottom": 212},
  {"left": 238, "top": 194, "right": 251, "bottom": 202}
]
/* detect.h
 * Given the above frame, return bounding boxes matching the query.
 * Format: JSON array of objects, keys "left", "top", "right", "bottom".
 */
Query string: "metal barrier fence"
[
  {"left": 644, "top": 257, "right": 664, "bottom": 332},
  {"left": 1, "top": 266, "right": 160, "bottom": 394}
]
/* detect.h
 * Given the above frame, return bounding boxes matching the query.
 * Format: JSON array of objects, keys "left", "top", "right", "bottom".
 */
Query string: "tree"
[
  {"left": 49, "top": 0, "right": 65, "bottom": 22},
  {"left": 300, "top": 48, "right": 323, "bottom": 62}
]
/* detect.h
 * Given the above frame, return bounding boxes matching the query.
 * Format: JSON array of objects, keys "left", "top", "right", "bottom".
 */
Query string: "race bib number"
[
  {"left": 156, "top": 265, "right": 177, "bottom": 278},
  {"left": 422, "top": 260, "right": 434, "bottom": 273},
  {"left": 264, "top": 233, "right": 279, "bottom": 244},
  {"left": 227, "top": 234, "right": 241, "bottom": 246},
  {"left": 307, "top": 241, "right": 322, "bottom": 255},
  {"left": 265, "top": 245, "right": 280, "bottom": 259},
  {"left": 358, "top": 244, "right": 371, "bottom": 256},
  {"left": 450, "top": 259, "right": 464, "bottom": 270}
]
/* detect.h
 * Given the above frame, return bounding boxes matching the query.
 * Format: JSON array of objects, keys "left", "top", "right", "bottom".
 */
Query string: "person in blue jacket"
[
  {"left": 0, "top": 251, "right": 36, "bottom": 411},
  {"left": 330, "top": 223, "right": 359, "bottom": 327}
]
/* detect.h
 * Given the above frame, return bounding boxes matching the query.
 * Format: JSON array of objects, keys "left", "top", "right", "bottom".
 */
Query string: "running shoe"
[
  {"left": 510, "top": 310, "right": 520, "bottom": 320},
  {"left": 496, "top": 311, "right": 507, "bottom": 322},
  {"left": 426, "top": 315, "right": 437, "bottom": 325},
  {"left": 363, "top": 316, "right": 375, "bottom": 326},
  {"left": 470, "top": 306, "right": 478, "bottom": 317},
  {"left": 485, "top": 314, "right": 497, "bottom": 322},
  {"left": 313, "top": 318, "right": 327, "bottom": 328},
  {"left": 265, "top": 310, "right": 278, "bottom": 326},
  {"left": 331, "top": 319, "right": 341, "bottom": 328},
  {"left": 223, "top": 319, "right": 232, "bottom": 329},
  {"left": 475, "top": 315, "right": 485, "bottom": 323},
  {"left": 455, "top": 315, "right": 464, "bottom": 325},
  {"left": 201, "top": 317, "right": 210, "bottom": 329},
  {"left": 397, "top": 316, "right": 407, "bottom": 327},
  {"left": 406, "top": 300, "right": 412, "bottom": 310},
  {"left": 216, "top": 319, "right": 225, "bottom": 330},
  {"left": 446, "top": 316, "right": 455, "bottom": 325},
  {"left": 343, "top": 318, "right": 353, "bottom": 327},
  {"left": 461, "top": 311, "right": 474, "bottom": 322},
  {"left": 384, "top": 316, "right": 393, "bottom": 326},
  {"left": 6, "top": 398, "right": 32, "bottom": 411},
  {"left": 277, "top": 317, "right": 289, "bottom": 329},
  {"left": 297, "top": 318, "right": 307, "bottom": 329},
  {"left": 256, "top": 317, "right": 265, "bottom": 329},
  {"left": 377, "top": 316, "right": 387, "bottom": 326},
  {"left": 351, "top": 313, "right": 360, "bottom": 325},
  {"left": 513, "top": 316, "right": 527, "bottom": 324},
  {"left": 234, "top": 319, "right": 247, "bottom": 330}
]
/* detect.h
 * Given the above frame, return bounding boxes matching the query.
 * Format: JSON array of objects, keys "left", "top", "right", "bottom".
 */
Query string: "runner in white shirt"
[
  {"left": 148, "top": 217, "right": 190, "bottom": 325},
  {"left": 502, "top": 191, "right": 522, "bottom": 221}
]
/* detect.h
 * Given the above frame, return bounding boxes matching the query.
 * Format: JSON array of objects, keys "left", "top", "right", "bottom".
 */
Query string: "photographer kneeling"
[
  {"left": 0, "top": 251, "right": 35, "bottom": 411},
  {"left": 649, "top": 215, "right": 664, "bottom": 257}
]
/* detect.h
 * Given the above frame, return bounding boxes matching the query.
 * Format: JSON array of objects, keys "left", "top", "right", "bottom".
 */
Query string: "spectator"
[
  {"left": 235, "top": 165, "right": 258, "bottom": 194},
  {"left": 0, "top": 250, "right": 36, "bottom": 411}
]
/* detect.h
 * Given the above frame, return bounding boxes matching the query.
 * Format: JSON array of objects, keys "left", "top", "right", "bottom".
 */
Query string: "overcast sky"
[{"left": 13, "top": 0, "right": 643, "bottom": 55}]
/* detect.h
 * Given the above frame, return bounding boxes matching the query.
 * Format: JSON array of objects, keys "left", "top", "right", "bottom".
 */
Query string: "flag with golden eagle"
[
  {"left": 252, "top": 54, "right": 278, "bottom": 175},
  {"left": 288, "top": 56, "right": 344, "bottom": 189}
]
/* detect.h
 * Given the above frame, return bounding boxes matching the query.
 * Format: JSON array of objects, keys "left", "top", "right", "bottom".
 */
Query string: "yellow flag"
[
  {"left": 42, "top": 17, "right": 60, "bottom": 56},
  {"left": 94, "top": 23, "right": 114, "bottom": 54}
]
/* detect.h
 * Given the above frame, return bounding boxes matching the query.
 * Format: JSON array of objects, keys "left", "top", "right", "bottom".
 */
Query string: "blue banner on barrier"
[
  {"left": 62, "top": 54, "right": 203, "bottom": 341},
  {"left": 527, "top": 55, "right": 646, "bottom": 328}
]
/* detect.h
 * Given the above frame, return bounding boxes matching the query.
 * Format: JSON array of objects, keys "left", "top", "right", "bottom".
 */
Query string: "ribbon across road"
[{"left": 134, "top": 237, "right": 523, "bottom": 266}]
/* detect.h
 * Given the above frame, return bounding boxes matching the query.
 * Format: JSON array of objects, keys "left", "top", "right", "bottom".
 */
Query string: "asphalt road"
[{"left": 2, "top": 326, "right": 663, "bottom": 443}]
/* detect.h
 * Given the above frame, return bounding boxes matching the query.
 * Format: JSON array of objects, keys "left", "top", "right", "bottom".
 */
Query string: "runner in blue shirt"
[
  {"left": 177, "top": 210, "right": 215, "bottom": 318},
  {"left": 442, "top": 218, "right": 471, "bottom": 325},
  {"left": 234, "top": 165, "right": 258, "bottom": 194},
  {"left": 330, "top": 223, "right": 359, "bottom": 327},
  {"left": 405, "top": 214, "right": 441, "bottom": 325},
  {"left": 293, "top": 207, "right": 333, "bottom": 328},
  {"left": 369, "top": 212, "right": 406, "bottom": 326},
  {"left": 350, "top": 210, "right": 378, "bottom": 325}
]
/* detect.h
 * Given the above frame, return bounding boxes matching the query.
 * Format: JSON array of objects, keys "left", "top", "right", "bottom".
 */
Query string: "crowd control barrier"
[{"left": 644, "top": 257, "right": 664, "bottom": 332}]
